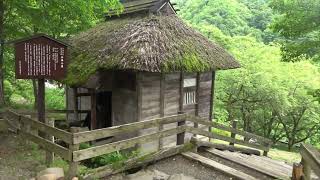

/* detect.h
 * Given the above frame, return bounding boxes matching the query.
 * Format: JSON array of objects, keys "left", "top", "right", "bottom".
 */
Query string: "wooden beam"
[
  {"left": 20, "top": 116, "right": 72, "bottom": 144},
  {"left": 73, "top": 114, "right": 187, "bottom": 144},
  {"left": 194, "top": 138, "right": 260, "bottom": 156},
  {"left": 73, "top": 125, "right": 187, "bottom": 162},
  {"left": 90, "top": 89, "right": 97, "bottom": 130},
  {"left": 159, "top": 73, "right": 165, "bottom": 149},
  {"left": 300, "top": 143, "right": 320, "bottom": 178},
  {"left": 209, "top": 71, "right": 216, "bottom": 137},
  {"left": 187, "top": 115, "right": 272, "bottom": 144},
  {"left": 194, "top": 72, "right": 200, "bottom": 130},
  {"left": 20, "top": 130, "right": 70, "bottom": 161},
  {"left": 182, "top": 152, "right": 257, "bottom": 180},
  {"left": 72, "top": 88, "right": 79, "bottom": 122},
  {"left": 186, "top": 127, "right": 268, "bottom": 151}
]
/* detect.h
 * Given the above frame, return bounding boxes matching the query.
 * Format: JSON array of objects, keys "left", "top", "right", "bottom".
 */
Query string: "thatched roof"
[{"left": 64, "top": 14, "right": 240, "bottom": 85}]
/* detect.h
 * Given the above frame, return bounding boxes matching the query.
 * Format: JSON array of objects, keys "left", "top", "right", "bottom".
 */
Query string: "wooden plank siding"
[{"left": 198, "top": 72, "right": 212, "bottom": 119}]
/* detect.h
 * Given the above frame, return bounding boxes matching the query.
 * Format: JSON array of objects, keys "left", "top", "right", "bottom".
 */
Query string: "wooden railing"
[
  {"left": 186, "top": 115, "right": 273, "bottom": 156},
  {"left": 299, "top": 143, "right": 320, "bottom": 180},
  {"left": 4, "top": 110, "right": 272, "bottom": 178}
]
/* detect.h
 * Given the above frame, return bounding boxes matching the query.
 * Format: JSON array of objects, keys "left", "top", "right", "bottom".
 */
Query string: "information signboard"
[{"left": 14, "top": 34, "right": 67, "bottom": 80}]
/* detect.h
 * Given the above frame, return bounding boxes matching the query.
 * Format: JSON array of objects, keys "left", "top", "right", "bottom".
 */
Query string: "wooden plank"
[
  {"left": 194, "top": 138, "right": 260, "bottom": 156},
  {"left": 73, "top": 125, "right": 187, "bottom": 162},
  {"left": 186, "top": 127, "right": 268, "bottom": 151},
  {"left": 83, "top": 143, "right": 194, "bottom": 179},
  {"left": 203, "top": 148, "right": 290, "bottom": 179},
  {"left": 4, "top": 110, "right": 21, "bottom": 132},
  {"left": 73, "top": 114, "right": 187, "bottom": 144},
  {"left": 20, "top": 130, "right": 70, "bottom": 161},
  {"left": 182, "top": 152, "right": 257, "bottom": 180},
  {"left": 188, "top": 115, "right": 272, "bottom": 144},
  {"left": 20, "top": 116, "right": 72, "bottom": 144},
  {"left": 300, "top": 143, "right": 320, "bottom": 178}
]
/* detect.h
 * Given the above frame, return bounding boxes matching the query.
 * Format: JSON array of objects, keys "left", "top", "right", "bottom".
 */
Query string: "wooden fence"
[
  {"left": 3, "top": 109, "right": 272, "bottom": 178},
  {"left": 186, "top": 115, "right": 273, "bottom": 156},
  {"left": 298, "top": 143, "right": 320, "bottom": 180}
]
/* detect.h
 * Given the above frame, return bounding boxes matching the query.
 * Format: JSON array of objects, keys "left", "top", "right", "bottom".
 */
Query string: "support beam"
[
  {"left": 90, "top": 89, "right": 97, "bottom": 130},
  {"left": 209, "top": 71, "right": 216, "bottom": 139},
  {"left": 177, "top": 72, "right": 185, "bottom": 145},
  {"left": 72, "top": 88, "right": 79, "bottom": 122},
  {"left": 159, "top": 73, "right": 165, "bottom": 150}
]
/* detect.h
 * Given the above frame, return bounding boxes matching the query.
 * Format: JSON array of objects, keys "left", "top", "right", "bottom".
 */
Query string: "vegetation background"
[{"left": 0, "top": 0, "right": 319, "bottom": 151}]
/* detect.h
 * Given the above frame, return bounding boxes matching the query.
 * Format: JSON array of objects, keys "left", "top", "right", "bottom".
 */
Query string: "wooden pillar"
[
  {"left": 37, "top": 79, "right": 45, "bottom": 124},
  {"left": 177, "top": 72, "right": 185, "bottom": 145},
  {"left": 90, "top": 89, "right": 96, "bottom": 130},
  {"left": 45, "top": 118, "right": 54, "bottom": 166},
  {"left": 209, "top": 71, "right": 216, "bottom": 140},
  {"left": 72, "top": 88, "right": 79, "bottom": 122},
  {"left": 194, "top": 73, "right": 200, "bottom": 133},
  {"left": 67, "top": 127, "right": 80, "bottom": 179},
  {"left": 292, "top": 162, "right": 303, "bottom": 180},
  {"left": 230, "top": 119, "right": 238, "bottom": 146},
  {"left": 159, "top": 73, "right": 165, "bottom": 150}
]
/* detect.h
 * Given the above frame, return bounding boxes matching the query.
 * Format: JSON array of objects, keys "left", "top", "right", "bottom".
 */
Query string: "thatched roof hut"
[
  {"left": 65, "top": 0, "right": 240, "bottom": 151},
  {"left": 64, "top": 4, "right": 239, "bottom": 85}
]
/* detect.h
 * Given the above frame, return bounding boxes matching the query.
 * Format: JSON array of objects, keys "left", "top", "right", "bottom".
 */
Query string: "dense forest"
[
  {"left": 0, "top": 0, "right": 319, "bottom": 150},
  {"left": 174, "top": 0, "right": 320, "bottom": 150}
]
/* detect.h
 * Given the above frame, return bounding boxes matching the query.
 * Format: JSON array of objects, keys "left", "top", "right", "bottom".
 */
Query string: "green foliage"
[
  {"left": 175, "top": 0, "right": 320, "bottom": 150},
  {"left": 79, "top": 143, "right": 139, "bottom": 169},
  {"left": 271, "top": 0, "right": 320, "bottom": 62}
]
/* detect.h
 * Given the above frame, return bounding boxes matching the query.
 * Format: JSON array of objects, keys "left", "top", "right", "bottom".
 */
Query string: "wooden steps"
[
  {"left": 201, "top": 147, "right": 292, "bottom": 179},
  {"left": 181, "top": 152, "right": 258, "bottom": 180}
]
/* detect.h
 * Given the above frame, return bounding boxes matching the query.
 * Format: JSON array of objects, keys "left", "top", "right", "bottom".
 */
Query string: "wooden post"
[
  {"left": 292, "top": 162, "right": 303, "bottom": 180},
  {"left": 45, "top": 118, "right": 55, "bottom": 166},
  {"left": 159, "top": 73, "right": 165, "bottom": 150},
  {"left": 301, "top": 158, "right": 311, "bottom": 180},
  {"left": 229, "top": 119, "right": 238, "bottom": 146},
  {"left": 209, "top": 71, "right": 216, "bottom": 141},
  {"left": 263, "top": 145, "right": 269, "bottom": 156},
  {"left": 73, "top": 88, "right": 79, "bottom": 122},
  {"left": 37, "top": 78, "right": 45, "bottom": 124},
  {"left": 177, "top": 112, "right": 185, "bottom": 145},
  {"left": 177, "top": 72, "right": 185, "bottom": 145},
  {"left": 194, "top": 73, "right": 200, "bottom": 136},
  {"left": 90, "top": 89, "right": 97, "bottom": 130},
  {"left": 67, "top": 127, "right": 80, "bottom": 179}
]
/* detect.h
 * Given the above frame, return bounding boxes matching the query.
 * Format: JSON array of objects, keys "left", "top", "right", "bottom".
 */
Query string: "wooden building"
[{"left": 64, "top": 0, "right": 240, "bottom": 151}]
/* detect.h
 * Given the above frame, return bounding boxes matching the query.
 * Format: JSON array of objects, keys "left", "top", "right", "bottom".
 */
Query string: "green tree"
[
  {"left": 0, "top": 0, "right": 122, "bottom": 107},
  {"left": 271, "top": 0, "right": 320, "bottom": 62}
]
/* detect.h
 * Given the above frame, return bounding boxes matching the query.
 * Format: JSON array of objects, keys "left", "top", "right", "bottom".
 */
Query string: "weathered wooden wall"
[
  {"left": 198, "top": 72, "right": 212, "bottom": 119},
  {"left": 112, "top": 72, "right": 138, "bottom": 141}
]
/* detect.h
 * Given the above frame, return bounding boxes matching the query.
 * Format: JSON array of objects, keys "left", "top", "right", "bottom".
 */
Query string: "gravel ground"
[
  {"left": 145, "top": 155, "right": 232, "bottom": 180},
  {"left": 0, "top": 131, "right": 46, "bottom": 180},
  {"left": 107, "top": 155, "right": 233, "bottom": 180}
]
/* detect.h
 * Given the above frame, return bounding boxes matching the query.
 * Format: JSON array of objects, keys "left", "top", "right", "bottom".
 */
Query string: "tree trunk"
[
  {"left": 0, "top": 0, "right": 5, "bottom": 106},
  {"left": 32, "top": 79, "right": 38, "bottom": 109}
]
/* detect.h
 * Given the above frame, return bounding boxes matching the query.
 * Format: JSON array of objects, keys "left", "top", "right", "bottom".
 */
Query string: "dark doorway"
[{"left": 96, "top": 91, "right": 112, "bottom": 129}]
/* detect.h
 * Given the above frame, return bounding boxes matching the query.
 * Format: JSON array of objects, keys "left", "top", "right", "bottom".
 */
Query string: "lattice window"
[{"left": 183, "top": 78, "right": 197, "bottom": 105}]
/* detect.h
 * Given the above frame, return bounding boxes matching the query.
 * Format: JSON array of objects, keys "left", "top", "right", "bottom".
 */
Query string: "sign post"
[{"left": 14, "top": 34, "right": 68, "bottom": 166}]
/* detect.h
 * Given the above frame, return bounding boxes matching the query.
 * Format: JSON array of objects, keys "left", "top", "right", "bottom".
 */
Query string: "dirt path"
[{"left": 0, "top": 130, "right": 46, "bottom": 180}]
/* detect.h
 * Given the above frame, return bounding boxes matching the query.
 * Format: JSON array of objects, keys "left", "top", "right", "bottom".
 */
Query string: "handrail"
[
  {"left": 73, "top": 114, "right": 187, "bottom": 144},
  {"left": 300, "top": 143, "right": 320, "bottom": 179}
]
